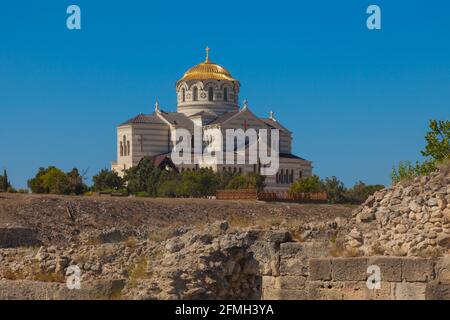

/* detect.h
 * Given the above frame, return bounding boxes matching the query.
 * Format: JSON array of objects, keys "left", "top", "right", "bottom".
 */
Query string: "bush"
[
  {"left": 289, "top": 175, "right": 324, "bottom": 194},
  {"left": 27, "top": 166, "right": 87, "bottom": 195},
  {"left": 92, "top": 169, "right": 123, "bottom": 191},
  {"left": 344, "top": 181, "right": 384, "bottom": 204},
  {"left": 136, "top": 191, "right": 150, "bottom": 197},
  {"left": 323, "top": 176, "right": 346, "bottom": 204},
  {"left": 124, "top": 159, "right": 162, "bottom": 196},
  {"left": 226, "top": 173, "right": 265, "bottom": 192},
  {"left": 0, "top": 169, "right": 11, "bottom": 192},
  {"left": 391, "top": 119, "right": 449, "bottom": 184}
]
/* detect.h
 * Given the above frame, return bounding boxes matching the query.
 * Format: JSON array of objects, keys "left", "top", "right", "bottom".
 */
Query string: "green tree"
[
  {"left": 40, "top": 167, "right": 71, "bottom": 194},
  {"left": 289, "top": 175, "right": 324, "bottom": 194},
  {"left": 421, "top": 120, "right": 450, "bottom": 163},
  {"left": 92, "top": 169, "right": 123, "bottom": 191},
  {"left": 124, "top": 159, "right": 162, "bottom": 196},
  {"left": 0, "top": 169, "right": 10, "bottom": 192},
  {"left": 226, "top": 173, "right": 265, "bottom": 192},
  {"left": 323, "top": 176, "right": 347, "bottom": 204},
  {"left": 27, "top": 166, "right": 87, "bottom": 195},
  {"left": 345, "top": 181, "right": 384, "bottom": 204},
  {"left": 67, "top": 168, "right": 88, "bottom": 195}
]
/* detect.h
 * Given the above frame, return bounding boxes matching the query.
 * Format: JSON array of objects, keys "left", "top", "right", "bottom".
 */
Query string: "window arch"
[
  {"left": 123, "top": 136, "right": 127, "bottom": 156},
  {"left": 127, "top": 140, "right": 131, "bottom": 156},
  {"left": 223, "top": 88, "right": 228, "bottom": 101},
  {"left": 120, "top": 142, "right": 124, "bottom": 157},
  {"left": 193, "top": 87, "right": 198, "bottom": 101},
  {"left": 208, "top": 87, "right": 214, "bottom": 101},
  {"left": 182, "top": 88, "right": 186, "bottom": 102}
]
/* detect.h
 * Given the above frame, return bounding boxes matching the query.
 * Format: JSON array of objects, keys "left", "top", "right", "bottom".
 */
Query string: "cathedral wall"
[{"left": 130, "top": 125, "right": 170, "bottom": 164}]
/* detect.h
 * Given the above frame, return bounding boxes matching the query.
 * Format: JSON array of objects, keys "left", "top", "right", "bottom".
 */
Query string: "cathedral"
[{"left": 112, "top": 48, "right": 312, "bottom": 191}]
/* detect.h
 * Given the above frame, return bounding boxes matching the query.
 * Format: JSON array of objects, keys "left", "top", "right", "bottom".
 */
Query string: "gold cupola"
[
  {"left": 176, "top": 47, "right": 240, "bottom": 117},
  {"left": 179, "top": 47, "right": 237, "bottom": 82}
]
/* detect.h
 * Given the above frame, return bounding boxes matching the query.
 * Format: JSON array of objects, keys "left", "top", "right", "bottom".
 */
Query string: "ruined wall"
[{"left": 259, "top": 242, "right": 450, "bottom": 300}]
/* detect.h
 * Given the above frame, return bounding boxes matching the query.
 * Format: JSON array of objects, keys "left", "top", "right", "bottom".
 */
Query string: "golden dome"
[{"left": 179, "top": 47, "right": 237, "bottom": 82}]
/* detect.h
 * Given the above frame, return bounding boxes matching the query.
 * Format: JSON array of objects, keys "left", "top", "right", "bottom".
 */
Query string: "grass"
[
  {"left": 147, "top": 227, "right": 175, "bottom": 243},
  {"left": 128, "top": 257, "right": 148, "bottom": 289}
]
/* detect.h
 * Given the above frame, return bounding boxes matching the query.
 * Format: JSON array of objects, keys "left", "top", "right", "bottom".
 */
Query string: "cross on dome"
[{"left": 205, "top": 46, "right": 210, "bottom": 63}]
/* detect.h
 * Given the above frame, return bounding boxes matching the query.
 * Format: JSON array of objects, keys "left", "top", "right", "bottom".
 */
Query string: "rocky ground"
[
  {"left": 347, "top": 168, "right": 450, "bottom": 257},
  {"left": 0, "top": 194, "right": 352, "bottom": 299}
]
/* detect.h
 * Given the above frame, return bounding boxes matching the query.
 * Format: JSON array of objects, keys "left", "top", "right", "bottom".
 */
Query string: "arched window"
[
  {"left": 123, "top": 136, "right": 127, "bottom": 156},
  {"left": 120, "top": 142, "right": 124, "bottom": 157},
  {"left": 182, "top": 88, "right": 186, "bottom": 102},
  {"left": 127, "top": 141, "right": 131, "bottom": 156},
  {"left": 208, "top": 87, "right": 214, "bottom": 101},
  {"left": 224, "top": 88, "right": 228, "bottom": 101},
  {"left": 193, "top": 87, "right": 198, "bottom": 101}
]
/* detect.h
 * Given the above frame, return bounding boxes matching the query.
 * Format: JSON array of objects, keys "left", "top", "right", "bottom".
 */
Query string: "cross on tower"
[{"left": 137, "top": 135, "right": 145, "bottom": 152}]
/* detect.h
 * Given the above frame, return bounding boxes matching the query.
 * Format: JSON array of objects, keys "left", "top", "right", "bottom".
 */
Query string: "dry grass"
[
  {"left": 123, "top": 236, "right": 137, "bottom": 249},
  {"left": 3, "top": 268, "right": 27, "bottom": 281},
  {"left": 147, "top": 227, "right": 175, "bottom": 243},
  {"left": 128, "top": 257, "right": 148, "bottom": 289}
]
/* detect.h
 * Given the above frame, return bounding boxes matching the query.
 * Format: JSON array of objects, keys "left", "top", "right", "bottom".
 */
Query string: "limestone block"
[
  {"left": 307, "top": 281, "right": 344, "bottom": 300},
  {"left": 425, "top": 280, "right": 450, "bottom": 300},
  {"left": 250, "top": 241, "right": 279, "bottom": 276},
  {"left": 262, "top": 288, "right": 308, "bottom": 300},
  {"left": 275, "top": 276, "right": 307, "bottom": 290},
  {"left": 309, "top": 258, "right": 331, "bottom": 281},
  {"left": 402, "top": 258, "right": 435, "bottom": 282},
  {"left": 331, "top": 257, "right": 368, "bottom": 281},
  {"left": 280, "top": 242, "right": 329, "bottom": 276},
  {"left": 391, "top": 282, "right": 426, "bottom": 300},
  {"left": 435, "top": 255, "right": 450, "bottom": 282},
  {"left": 262, "top": 231, "right": 292, "bottom": 244},
  {"left": 367, "top": 256, "right": 402, "bottom": 282}
]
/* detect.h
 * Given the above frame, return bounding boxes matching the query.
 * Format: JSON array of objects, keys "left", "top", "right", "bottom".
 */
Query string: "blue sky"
[{"left": 1, "top": 0, "right": 449, "bottom": 189}]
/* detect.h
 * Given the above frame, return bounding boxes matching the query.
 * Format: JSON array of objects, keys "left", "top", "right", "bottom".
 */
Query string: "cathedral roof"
[
  {"left": 118, "top": 113, "right": 166, "bottom": 126},
  {"left": 178, "top": 47, "right": 238, "bottom": 83},
  {"left": 157, "top": 112, "right": 194, "bottom": 131}
]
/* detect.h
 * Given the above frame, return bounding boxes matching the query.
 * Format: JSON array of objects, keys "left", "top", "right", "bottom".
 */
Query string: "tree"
[
  {"left": 391, "top": 119, "right": 450, "bottom": 184},
  {"left": 345, "top": 181, "right": 384, "bottom": 204},
  {"left": 289, "top": 175, "right": 324, "bottom": 194},
  {"left": 41, "top": 167, "right": 71, "bottom": 194},
  {"left": 124, "top": 159, "right": 162, "bottom": 196},
  {"left": 67, "top": 168, "right": 88, "bottom": 195},
  {"left": 0, "top": 169, "right": 10, "bottom": 192},
  {"left": 323, "top": 176, "right": 346, "bottom": 204},
  {"left": 92, "top": 169, "right": 123, "bottom": 191},
  {"left": 226, "top": 173, "right": 265, "bottom": 192},
  {"left": 421, "top": 120, "right": 450, "bottom": 163},
  {"left": 27, "top": 166, "right": 87, "bottom": 195}
]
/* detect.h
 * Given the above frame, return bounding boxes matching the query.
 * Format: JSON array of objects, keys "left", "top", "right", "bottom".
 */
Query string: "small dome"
[{"left": 179, "top": 47, "right": 237, "bottom": 82}]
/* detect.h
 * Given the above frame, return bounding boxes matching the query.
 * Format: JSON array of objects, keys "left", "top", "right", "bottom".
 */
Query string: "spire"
[
  {"left": 269, "top": 111, "right": 276, "bottom": 121},
  {"left": 205, "top": 46, "right": 210, "bottom": 63},
  {"left": 154, "top": 99, "right": 160, "bottom": 112},
  {"left": 243, "top": 99, "right": 248, "bottom": 110}
]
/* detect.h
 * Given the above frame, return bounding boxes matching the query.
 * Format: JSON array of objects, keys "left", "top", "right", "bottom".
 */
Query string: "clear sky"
[{"left": 1, "top": 0, "right": 449, "bottom": 189}]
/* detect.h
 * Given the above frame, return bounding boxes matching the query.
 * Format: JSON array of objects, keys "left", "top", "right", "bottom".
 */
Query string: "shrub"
[
  {"left": 136, "top": 191, "right": 150, "bottom": 197},
  {"left": 27, "top": 166, "right": 87, "bottom": 195},
  {"left": 323, "top": 176, "right": 346, "bottom": 204},
  {"left": 124, "top": 159, "right": 162, "bottom": 196},
  {"left": 0, "top": 169, "right": 10, "bottom": 192},
  {"left": 92, "top": 169, "right": 123, "bottom": 191},
  {"left": 289, "top": 175, "right": 324, "bottom": 194},
  {"left": 344, "top": 181, "right": 384, "bottom": 204},
  {"left": 226, "top": 173, "right": 265, "bottom": 192}
]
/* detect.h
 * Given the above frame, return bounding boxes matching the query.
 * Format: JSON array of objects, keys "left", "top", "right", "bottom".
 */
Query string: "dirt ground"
[{"left": 0, "top": 193, "right": 353, "bottom": 246}]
